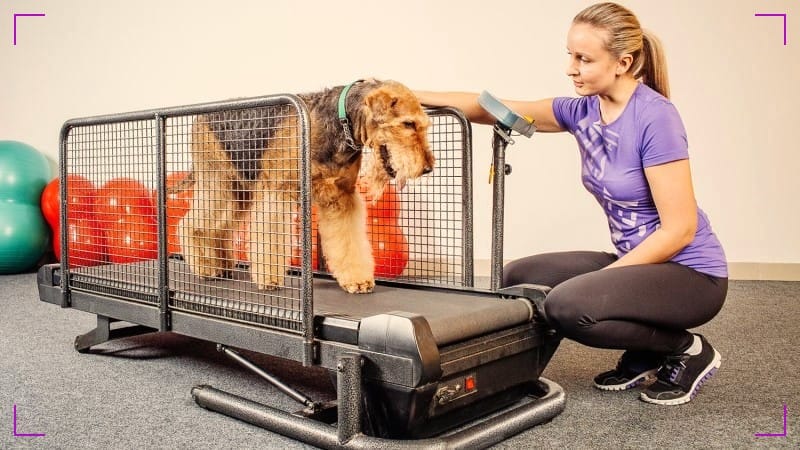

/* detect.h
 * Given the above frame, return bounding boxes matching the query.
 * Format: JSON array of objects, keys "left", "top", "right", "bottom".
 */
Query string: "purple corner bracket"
[
  {"left": 13, "top": 13, "right": 46, "bottom": 46},
  {"left": 754, "top": 404, "right": 788, "bottom": 438},
  {"left": 754, "top": 13, "right": 788, "bottom": 46},
  {"left": 13, "top": 404, "right": 46, "bottom": 438}
]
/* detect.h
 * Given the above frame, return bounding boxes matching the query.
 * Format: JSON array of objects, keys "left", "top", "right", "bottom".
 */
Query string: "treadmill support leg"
[
  {"left": 337, "top": 352, "right": 363, "bottom": 444},
  {"left": 74, "top": 315, "right": 156, "bottom": 353},
  {"left": 217, "top": 344, "right": 318, "bottom": 411}
]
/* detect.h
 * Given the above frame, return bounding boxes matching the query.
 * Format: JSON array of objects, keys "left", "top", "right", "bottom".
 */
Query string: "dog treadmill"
[{"left": 37, "top": 94, "right": 564, "bottom": 448}]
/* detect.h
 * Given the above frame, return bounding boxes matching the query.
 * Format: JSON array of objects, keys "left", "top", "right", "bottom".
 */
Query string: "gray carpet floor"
[{"left": 1, "top": 271, "right": 798, "bottom": 449}]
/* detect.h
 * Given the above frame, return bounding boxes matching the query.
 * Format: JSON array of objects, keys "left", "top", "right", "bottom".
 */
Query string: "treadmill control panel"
[{"left": 435, "top": 372, "right": 478, "bottom": 406}]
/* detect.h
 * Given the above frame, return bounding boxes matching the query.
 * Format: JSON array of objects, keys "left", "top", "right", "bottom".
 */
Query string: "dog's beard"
[
  {"left": 378, "top": 145, "right": 397, "bottom": 179},
  {"left": 377, "top": 145, "right": 409, "bottom": 191},
  {"left": 359, "top": 152, "right": 390, "bottom": 203}
]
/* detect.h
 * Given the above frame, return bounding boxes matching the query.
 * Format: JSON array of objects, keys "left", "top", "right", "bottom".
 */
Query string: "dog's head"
[{"left": 358, "top": 80, "right": 434, "bottom": 196}]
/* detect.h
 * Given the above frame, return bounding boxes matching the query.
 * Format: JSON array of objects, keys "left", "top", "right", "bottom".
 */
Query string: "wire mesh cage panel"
[
  {"left": 401, "top": 109, "right": 472, "bottom": 287},
  {"left": 60, "top": 96, "right": 312, "bottom": 337},
  {"left": 166, "top": 104, "right": 307, "bottom": 332},
  {"left": 62, "top": 119, "right": 160, "bottom": 304},
  {"left": 337, "top": 108, "right": 473, "bottom": 287}
]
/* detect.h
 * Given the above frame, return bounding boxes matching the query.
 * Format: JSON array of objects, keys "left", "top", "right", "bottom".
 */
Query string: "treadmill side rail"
[{"left": 37, "top": 263, "right": 66, "bottom": 307}]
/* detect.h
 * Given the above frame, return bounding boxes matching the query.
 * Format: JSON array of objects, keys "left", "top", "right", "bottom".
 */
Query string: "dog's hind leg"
[
  {"left": 178, "top": 117, "right": 238, "bottom": 279},
  {"left": 248, "top": 188, "right": 295, "bottom": 290},
  {"left": 317, "top": 190, "right": 375, "bottom": 294},
  {"left": 247, "top": 126, "right": 300, "bottom": 290}
]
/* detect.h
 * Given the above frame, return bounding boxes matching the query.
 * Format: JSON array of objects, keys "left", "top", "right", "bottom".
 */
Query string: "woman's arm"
[
  {"left": 413, "top": 91, "right": 564, "bottom": 132},
  {"left": 604, "top": 159, "right": 698, "bottom": 269}
]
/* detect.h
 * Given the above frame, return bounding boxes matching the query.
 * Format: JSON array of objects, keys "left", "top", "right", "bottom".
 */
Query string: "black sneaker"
[
  {"left": 640, "top": 334, "right": 721, "bottom": 405},
  {"left": 594, "top": 351, "right": 661, "bottom": 391}
]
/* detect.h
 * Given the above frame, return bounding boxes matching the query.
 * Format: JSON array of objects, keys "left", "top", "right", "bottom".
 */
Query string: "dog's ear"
[{"left": 364, "top": 88, "right": 398, "bottom": 124}]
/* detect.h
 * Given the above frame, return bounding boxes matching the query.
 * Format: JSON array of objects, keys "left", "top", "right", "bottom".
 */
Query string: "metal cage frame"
[{"left": 54, "top": 95, "right": 476, "bottom": 366}]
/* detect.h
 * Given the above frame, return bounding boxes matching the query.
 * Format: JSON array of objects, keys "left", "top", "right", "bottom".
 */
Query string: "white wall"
[{"left": 2, "top": 0, "right": 798, "bottom": 269}]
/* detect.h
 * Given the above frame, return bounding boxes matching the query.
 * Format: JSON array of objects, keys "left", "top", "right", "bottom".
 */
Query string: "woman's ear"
[{"left": 617, "top": 53, "right": 633, "bottom": 75}]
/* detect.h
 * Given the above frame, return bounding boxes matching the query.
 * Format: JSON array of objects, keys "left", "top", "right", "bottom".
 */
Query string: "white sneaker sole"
[
  {"left": 640, "top": 349, "right": 721, "bottom": 405},
  {"left": 594, "top": 369, "right": 658, "bottom": 391}
]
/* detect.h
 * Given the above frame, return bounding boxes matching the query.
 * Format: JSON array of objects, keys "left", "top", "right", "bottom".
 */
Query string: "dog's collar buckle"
[{"left": 338, "top": 80, "right": 364, "bottom": 152}]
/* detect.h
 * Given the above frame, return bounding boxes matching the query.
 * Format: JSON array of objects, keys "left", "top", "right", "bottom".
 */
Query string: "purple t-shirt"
[{"left": 552, "top": 83, "right": 727, "bottom": 278}]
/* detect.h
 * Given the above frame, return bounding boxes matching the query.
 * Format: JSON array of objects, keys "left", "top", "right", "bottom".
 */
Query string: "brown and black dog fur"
[{"left": 178, "top": 79, "right": 434, "bottom": 293}]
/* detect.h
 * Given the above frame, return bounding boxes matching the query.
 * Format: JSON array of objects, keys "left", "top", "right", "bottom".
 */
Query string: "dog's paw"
[
  {"left": 250, "top": 265, "right": 285, "bottom": 291},
  {"left": 257, "top": 283, "right": 282, "bottom": 291},
  {"left": 197, "top": 266, "right": 224, "bottom": 279},
  {"left": 340, "top": 279, "right": 375, "bottom": 294},
  {"left": 200, "top": 269, "right": 236, "bottom": 280},
  {"left": 255, "top": 278, "right": 283, "bottom": 291}
]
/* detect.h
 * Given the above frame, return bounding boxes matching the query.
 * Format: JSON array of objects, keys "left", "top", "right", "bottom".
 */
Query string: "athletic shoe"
[
  {"left": 594, "top": 350, "right": 661, "bottom": 391},
  {"left": 640, "top": 334, "right": 721, "bottom": 405}
]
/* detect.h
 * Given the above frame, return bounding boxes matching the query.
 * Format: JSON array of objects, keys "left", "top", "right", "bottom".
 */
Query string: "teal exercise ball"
[
  {"left": 0, "top": 203, "right": 49, "bottom": 274},
  {"left": 0, "top": 140, "right": 52, "bottom": 274},
  {"left": 0, "top": 140, "right": 52, "bottom": 205}
]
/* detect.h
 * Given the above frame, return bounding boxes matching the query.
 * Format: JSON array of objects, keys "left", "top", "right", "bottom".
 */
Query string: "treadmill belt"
[
  {"left": 68, "top": 260, "right": 534, "bottom": 346},
  {"left": 312, "top": 280, "right": 533, "bottom": 346}
]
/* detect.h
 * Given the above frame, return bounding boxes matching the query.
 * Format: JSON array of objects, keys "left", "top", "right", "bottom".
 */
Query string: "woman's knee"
[
  {"left": 502, "top": 251, "right": 615, "bottom": 288},
  {"left": 542, "top": 286, "right": 587, "bottom": 332},
  {"left": 502, "top": 256, "right": 543, "bottom": 287},
  {"left": 502, "top": 253, "right": 572, "bottom": 287}
]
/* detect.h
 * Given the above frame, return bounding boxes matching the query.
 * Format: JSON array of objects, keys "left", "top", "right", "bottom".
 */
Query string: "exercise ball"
[
  {"left": 0, "top": 203, "right": 50, "bottom": 274},
  {"left": 0, "top": 141, "right": 51, "bottom": 205},
  {"left": 0, "top": 140, "right": 52, "bottom": 274}
]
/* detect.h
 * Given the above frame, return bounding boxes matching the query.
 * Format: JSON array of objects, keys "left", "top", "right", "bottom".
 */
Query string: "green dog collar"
[{"left": 338, "top": 79, "right": 364, "bottom": 150}]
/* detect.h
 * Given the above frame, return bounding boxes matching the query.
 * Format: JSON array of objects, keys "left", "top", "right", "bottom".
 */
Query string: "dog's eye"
[{"left": 403, "top": 121, "right": 416, "bottom": 130}]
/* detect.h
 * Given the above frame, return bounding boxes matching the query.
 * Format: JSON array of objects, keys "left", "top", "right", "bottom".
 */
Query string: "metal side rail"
[{"left": 191, "top": 353, "right": 565, "bottom": 449}]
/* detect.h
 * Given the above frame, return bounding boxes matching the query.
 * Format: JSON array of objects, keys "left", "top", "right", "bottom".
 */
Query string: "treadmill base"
[{"left": 191, "top": 353, "right": 565, "bottom": 449}]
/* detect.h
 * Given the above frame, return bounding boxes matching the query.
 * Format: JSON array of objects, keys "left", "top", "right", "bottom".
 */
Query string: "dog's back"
[
  {"left": 201, "top": 108, "right": 280, "bottom": 182},
  {"left": 199, "top": 84, "right": 360, "bottom": 183}
]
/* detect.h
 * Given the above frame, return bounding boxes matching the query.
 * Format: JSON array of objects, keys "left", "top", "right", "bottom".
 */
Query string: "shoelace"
[{"left": 657, "top": 357, "right": 688, "bottom": 384}]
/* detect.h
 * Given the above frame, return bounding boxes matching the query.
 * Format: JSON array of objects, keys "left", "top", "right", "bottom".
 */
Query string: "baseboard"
[
  {"left": 727, "top": 263, "right": 800, "bottom": 281},
  {"left": 472, "top": 260, "right": 800, "bottom": 281}
]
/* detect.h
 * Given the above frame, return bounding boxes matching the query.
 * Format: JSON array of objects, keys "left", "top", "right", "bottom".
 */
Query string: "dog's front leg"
[
  {"left": 318, "top": 191, "right": 375, "bottom": 294},
  {"left": 249, "top": 190, "right": 292, "bottom": 290}
]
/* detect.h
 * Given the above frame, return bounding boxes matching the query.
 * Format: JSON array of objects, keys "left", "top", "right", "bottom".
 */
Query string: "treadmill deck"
[{"left": 65, "top": 259, "right": 534, "bottom": 347}]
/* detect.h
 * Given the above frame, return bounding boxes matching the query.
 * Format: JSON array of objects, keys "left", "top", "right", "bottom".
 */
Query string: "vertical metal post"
[
  {"left": 336, "top": 352, "right": 363, "bottom": 444},
  {"left": 459, "top": 112, "right": 475, "bottom": 288},
  {"left": 490, "top": 129, "right": 509, "bottom": 291},
  {"left": 155, "top": 114, "right": 170, "bottom": 331},
  {"left": 58, "top": 124, "right": 72, "bottom": 307},
  {"left": 295, "top": 100, "right": 315, "bottom": 366}
]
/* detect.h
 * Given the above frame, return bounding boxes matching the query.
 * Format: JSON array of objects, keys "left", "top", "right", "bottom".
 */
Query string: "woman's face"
[{"left": 565, "top": 23, "right": 621, "bottom": 96}]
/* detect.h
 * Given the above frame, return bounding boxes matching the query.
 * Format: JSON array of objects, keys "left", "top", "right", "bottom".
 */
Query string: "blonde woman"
[{"left": 415, "top": 2, "right": 727, "bottom": 405}]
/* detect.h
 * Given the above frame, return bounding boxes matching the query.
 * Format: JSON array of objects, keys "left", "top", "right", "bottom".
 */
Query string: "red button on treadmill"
[{"left": 465, "top": 376, "right": 476, "bottom": 392}]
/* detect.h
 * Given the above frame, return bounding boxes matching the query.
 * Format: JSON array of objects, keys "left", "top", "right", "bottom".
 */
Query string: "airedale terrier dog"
[{"left": 178, "top": 79, "right": 434, "bottom": 293}]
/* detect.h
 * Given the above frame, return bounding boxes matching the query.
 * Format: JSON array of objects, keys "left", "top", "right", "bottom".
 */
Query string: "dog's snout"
[{"left": 422, "top": 165, "right": 433, "bottom": 175}]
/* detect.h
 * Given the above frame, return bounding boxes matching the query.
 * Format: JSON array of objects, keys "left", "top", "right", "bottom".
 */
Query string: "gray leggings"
[{"left": 502, "top": 251, "right": 727, "bottom": 355}]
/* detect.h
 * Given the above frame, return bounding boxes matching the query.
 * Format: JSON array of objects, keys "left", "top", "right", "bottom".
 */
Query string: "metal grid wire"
[
  {"left": 349, "top": 109, "right": 473, "bottom": 287},
  {"left": 60, "top": 100, "right": 472, "bottom": 335},
  {"left": 166, "top": 104, "right": 306, "bottom": 332},
  {"left": 64, "top": 120, "right": 160, "bottom": 304}
]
